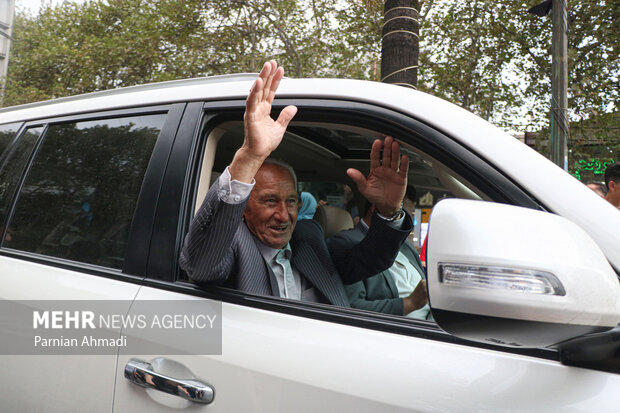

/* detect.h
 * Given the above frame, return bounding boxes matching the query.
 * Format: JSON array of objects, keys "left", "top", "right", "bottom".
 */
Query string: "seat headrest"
[{"left": 313, "top": 205, "right": 354, "bottom": 238}]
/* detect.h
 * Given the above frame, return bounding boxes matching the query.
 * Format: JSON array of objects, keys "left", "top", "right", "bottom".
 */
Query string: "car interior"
[
  {"left": 195, "top": 120, "right": 489, "bottom": 220},
  {"left": 185, "top": 117, "right": 493, "bottom": 319}
]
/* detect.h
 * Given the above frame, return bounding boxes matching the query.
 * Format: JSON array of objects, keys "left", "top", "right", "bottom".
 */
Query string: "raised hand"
[
  {"left": 347, "top": 136, "right": 409, "bottom": 217},
  {"left": 230, "top": 60, "right": 298, "bottom": 183}
]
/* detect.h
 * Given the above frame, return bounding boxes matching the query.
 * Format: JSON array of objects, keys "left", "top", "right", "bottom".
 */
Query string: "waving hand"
[
  {"left": 347, "top": 136, "right": 409, "bottom": 217},
  {"left": 230, "top": 60, "right": 297, "bottom": 183}
]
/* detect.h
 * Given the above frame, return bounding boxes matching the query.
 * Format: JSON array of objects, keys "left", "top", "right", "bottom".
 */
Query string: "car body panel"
[
  {"left": 112, "top": 287, "right": 620, "bottom": 412},
  {"left": 0, "top": 76, "right": 617, "bottom": 412},
  {"left": 0, "top": 255, "right": 140, "bottom": 412}
]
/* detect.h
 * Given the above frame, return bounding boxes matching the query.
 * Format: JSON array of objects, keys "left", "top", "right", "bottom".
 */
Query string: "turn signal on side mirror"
[{"left": 439, "top": 264, "right": 566, "bottom": 296}]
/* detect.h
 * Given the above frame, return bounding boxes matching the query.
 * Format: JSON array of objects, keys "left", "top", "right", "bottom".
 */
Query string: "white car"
[{"left": 0, "top": 75, "right": 619, "bottom": 412}]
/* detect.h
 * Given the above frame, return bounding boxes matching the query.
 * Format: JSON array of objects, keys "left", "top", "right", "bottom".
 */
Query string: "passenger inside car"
[
  {"left": 184, "top": 60, "right": 493, "bottom": 322},
  {"left": 180, "top": 60, "right": 414, "bottom": 306},
  {"left": 328, "top": 199, "right": 430, "bottom": 319},
  {"left": 297, "top": 192, "right": 318, "bottom": 221}
]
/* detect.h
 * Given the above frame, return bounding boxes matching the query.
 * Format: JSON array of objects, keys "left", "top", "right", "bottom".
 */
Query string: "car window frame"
[
  {"left": 0, "top": 122, "right": 25, "bottom": 166},
  {"left": 0, "top": 103, "right": 186, "bottom": 284}
]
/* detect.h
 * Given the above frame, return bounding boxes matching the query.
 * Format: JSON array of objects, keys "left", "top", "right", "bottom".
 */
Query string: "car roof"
[{"left": 1, "top": 75, "right": 618, "bottom": 271}]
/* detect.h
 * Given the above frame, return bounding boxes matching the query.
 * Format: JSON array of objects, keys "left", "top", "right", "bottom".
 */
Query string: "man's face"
[{"left": 244, "top": 164, "right": 299, "bottom": 249}]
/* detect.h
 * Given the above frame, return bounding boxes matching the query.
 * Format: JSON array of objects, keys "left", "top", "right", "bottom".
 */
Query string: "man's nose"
[{"left": 273, "top": 200, "right": 289, "bottom": 221}]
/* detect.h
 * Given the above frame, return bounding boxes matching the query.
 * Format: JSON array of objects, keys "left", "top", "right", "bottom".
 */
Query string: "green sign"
[{"left": 572, "top": 158, "right": 616, "bottom": 181}]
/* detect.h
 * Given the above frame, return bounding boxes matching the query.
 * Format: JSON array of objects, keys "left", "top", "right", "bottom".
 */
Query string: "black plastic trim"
[
  {"left": 558, "top": 325, "right": 620, "bottom": 374},
  {"left": 432, "top": 308, "right": 609, "bottom": 348},
  {"left": 0, "top": 123, "right": 39, "bottom": 243},
  {"left": 146, "top": 102, "right": 205, "bottom": 280},
  {"left": 123, "top": 103, "right": 186, "bottom": 276},
  {"left": 0, "top": 122, "right": 25, "bottom": 167},
  {"left": 14, "top": 104, "right": 173, "bottom": 126},
  {"left": 1, "top": 124, "right": 49, "bottom": 247}
]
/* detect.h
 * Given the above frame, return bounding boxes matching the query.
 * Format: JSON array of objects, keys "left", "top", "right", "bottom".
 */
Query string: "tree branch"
[
  {"left": 497, "top": 21, "right": 546, "bottom": 72},
  {"left": 231, "top": 0, "right": 302, "bottom": 76}
]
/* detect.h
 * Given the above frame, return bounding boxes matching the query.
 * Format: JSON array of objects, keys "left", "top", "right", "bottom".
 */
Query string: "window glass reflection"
[{"left": 6, "top": 114, "right": 165, "bottom": 268}]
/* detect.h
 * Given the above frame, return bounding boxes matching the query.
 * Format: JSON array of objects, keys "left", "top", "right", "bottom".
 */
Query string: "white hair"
[{"left": 263, "top": 158, "right": 298, "bottom": 189}]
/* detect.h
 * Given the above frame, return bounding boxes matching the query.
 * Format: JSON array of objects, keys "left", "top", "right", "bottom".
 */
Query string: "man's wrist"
[
  {"left": 376, "top": 208, "right": 404, "bottom": 222},
  {"left": 229, "top": 148, "right": 265, "bottom": 183}
]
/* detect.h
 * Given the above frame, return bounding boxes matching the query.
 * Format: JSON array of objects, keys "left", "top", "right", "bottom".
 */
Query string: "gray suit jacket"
[
  {"left": 328, "top": 221, "right": 425, "bottom": 315},
  {"left": 180, "top": 180, "right": 412, "bottom": 307}
]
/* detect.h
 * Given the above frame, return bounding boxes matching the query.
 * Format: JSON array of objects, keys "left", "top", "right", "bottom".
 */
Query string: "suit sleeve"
[
  {"left": 179, "top": 178, "right": 248, "bottom": 284},
  {"left": 344, "top": 280, "right": 404, "bottom": 315},
  {"left": 328, "top": 212, "right": 413, "bottom": 285}
]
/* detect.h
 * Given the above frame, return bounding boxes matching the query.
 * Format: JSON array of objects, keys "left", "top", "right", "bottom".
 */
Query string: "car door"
[
  {"left": 0, "top": 104, "right": 184, "bottom": 413},
  {"left": 112, "top": 99, "right": 620, "bottom": 412}
]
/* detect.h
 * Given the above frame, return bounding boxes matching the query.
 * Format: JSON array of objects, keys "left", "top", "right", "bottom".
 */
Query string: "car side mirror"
[{"left": 426, "top": 199, "right": 620, "bottom": 348}]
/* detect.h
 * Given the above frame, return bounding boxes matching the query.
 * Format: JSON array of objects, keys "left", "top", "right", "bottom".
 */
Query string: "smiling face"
[{"left": 244, "top": 164, "right": 300, "bottom": 249}]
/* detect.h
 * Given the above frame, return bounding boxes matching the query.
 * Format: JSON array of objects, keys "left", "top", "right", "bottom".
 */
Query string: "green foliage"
[
  {"left": 202, "top": 0, "right": 339, "bottom": 77},
  {"left": 419, "top": 0, "right": 619, "bottom": 133},
  {"left": 418, "top": 1, "right": 529, "bottom": 127},
  {"left": 331, "top": 0, "right": 383, "bottom": 80},
  {"left": 6, "top": 0, "right": 212, "bottom": 105},
  {"left": 569, "top": 111, "right": 619, "bottom": 181},
  {"left": 4, "top": 0, "right": 618, "bottom": 160},
  {"left": 5, "top": 0, "right": 346, "bottom": 105}
]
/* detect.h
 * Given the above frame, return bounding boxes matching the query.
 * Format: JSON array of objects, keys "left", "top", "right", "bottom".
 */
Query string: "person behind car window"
[
  {"left": 179, "top": 60, "right": 413, "bottom": 306},
  {"left": 604, "top": 162, "right": 620, "bottom": 209},
  {"left": 402, "top": 185, "right": 417, "bottom": 243},
  {"left": 402, "top": 185, "right": 428, "bottom": 268},
  {"left": 585, "top": 181, "right": 607, "bottom": 198},
  {"left": 297, "top": 192, "right": 318, "bottom": 221},
  {"left": 328, "top": 199, "right": 430, "bottom": 319},
  {"left": 340, "top": 185, "right": 360, "bottom": 224}
]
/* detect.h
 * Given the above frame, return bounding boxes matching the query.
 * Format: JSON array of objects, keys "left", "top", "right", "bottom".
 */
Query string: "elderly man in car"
[{"left": 180, "top": 61, "right": 414, "bottom": 306}]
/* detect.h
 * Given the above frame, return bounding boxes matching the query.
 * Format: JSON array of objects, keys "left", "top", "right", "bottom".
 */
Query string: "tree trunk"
[{"left": 381, "top": 0, "right": 419, "bottom": 88}]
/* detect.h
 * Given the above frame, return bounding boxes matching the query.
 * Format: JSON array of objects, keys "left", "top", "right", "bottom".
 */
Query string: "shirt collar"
[{"left": 253, "top": 235, "right": 292, "bottom": 262}]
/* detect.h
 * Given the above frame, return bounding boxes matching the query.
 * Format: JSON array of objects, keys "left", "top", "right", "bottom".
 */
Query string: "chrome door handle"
[{"left": 124, "top": 359, "right": 214, "bottom": 404}]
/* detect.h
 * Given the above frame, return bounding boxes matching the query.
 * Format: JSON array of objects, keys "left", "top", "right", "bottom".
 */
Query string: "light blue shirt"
[{"left": 360, "top": 219, "right": 430, "bottom": 320}]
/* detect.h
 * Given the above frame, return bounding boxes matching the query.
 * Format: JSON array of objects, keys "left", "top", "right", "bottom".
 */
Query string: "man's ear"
[{"left": 298, "top": 201, "right": 303, "bottom": 211}]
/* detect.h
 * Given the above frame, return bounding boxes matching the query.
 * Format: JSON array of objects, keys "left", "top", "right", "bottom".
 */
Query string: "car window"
[
  {"left": 0, "top": 122, "right": 22, "bottom": 162},
  {"left": 4, "top": 114, "right": 165, "bottom": 269},
  {"left": 188, "top": 117, "right": 489, "bottom": 317},
  {"left": 0, "top": 127, "right": 44, "bottom": 242},
  {"left": 207, "top": 122, "right": 485, "bottom": 201}
]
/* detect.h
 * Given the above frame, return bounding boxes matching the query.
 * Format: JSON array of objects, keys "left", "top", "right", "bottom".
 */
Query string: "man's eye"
[
  {"left": 287, "top": 199, "right": 298, "bottom": 205},
  {"left": 265, "top": 199, "right": 277, "bottom": 204}
]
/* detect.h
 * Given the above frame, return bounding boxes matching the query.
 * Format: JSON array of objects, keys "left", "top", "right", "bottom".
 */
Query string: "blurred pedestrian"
[
  {"left": 586, "top": 181, "right": 607, "bottom": 198},
  {"left": 604, "top": 162, "right": 620, "bottom": 209}
]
